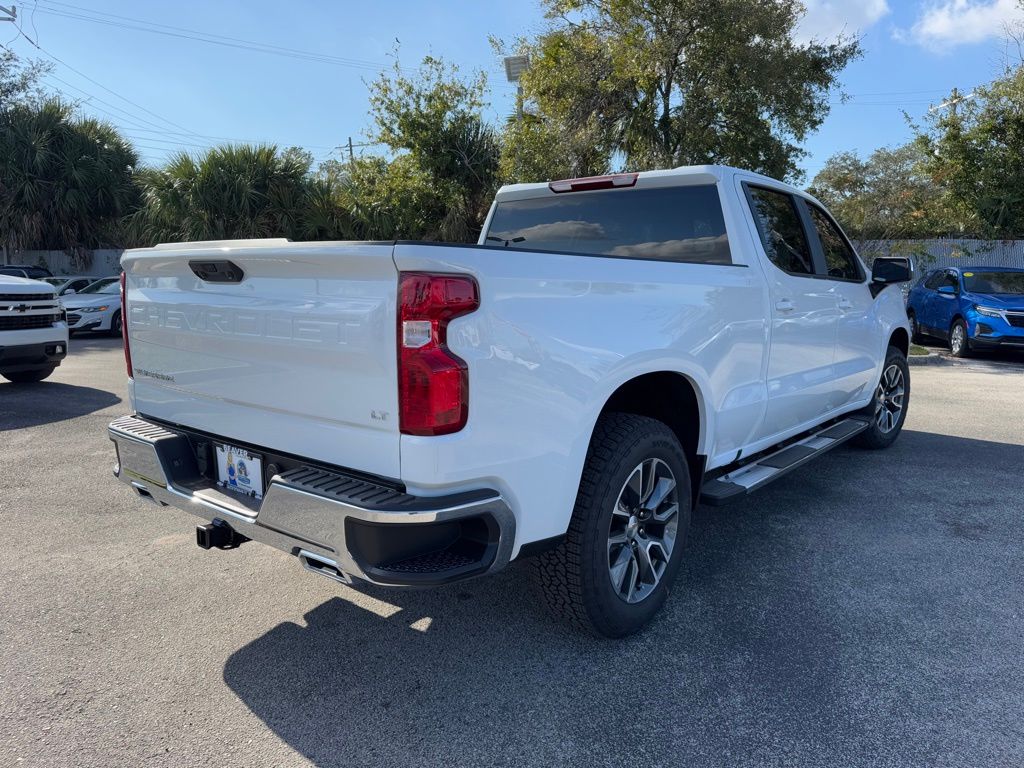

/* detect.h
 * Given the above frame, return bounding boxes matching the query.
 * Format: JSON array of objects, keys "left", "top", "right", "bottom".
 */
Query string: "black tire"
[
  {"left": 949, "top": 318, "right": 970, "bottom": 358},
  {"left": 109, "top": 310, "right": 122, "bottom": 338},
  {"left": 854, "top": 346, "right": 910, "bottom": 450},
  {"left": 907, "top": 311, "right": 924, "bottom": 344},
  {"left": 534, "top": 413, "right": 692, "bottom": 637},
  {"left": 2, "top": 366, "right": 56, "bottom": 384}
]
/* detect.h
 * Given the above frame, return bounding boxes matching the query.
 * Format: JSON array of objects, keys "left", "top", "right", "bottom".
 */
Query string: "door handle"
[
  {"left": 775, "top": 299, "right": 795, "bottom": 312},
  {"left": 838, "top": 297, "right": 853, "bottom": 310}
]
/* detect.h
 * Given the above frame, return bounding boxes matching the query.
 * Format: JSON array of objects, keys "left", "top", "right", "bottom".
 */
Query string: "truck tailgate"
[{"left": 122, "top": 240, "right": 401, "bottom": 479}]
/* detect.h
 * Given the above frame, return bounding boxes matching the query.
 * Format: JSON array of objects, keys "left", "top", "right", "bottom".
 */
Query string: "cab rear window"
[{"left": 484, "top": 185, "right": 732, "bottom": 265}]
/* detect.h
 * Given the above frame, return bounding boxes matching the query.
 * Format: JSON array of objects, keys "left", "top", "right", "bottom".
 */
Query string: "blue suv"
[{"left": 906, "top": 266, "right": 1024, "bottom": 356}]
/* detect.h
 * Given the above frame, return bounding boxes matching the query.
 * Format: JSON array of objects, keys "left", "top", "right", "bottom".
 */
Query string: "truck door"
[
  {"left": 744, "top": 185, "right": 840, "bottom": 440},
  {"left": 803, "top": 202, "right": 877, "bottom": 408}
]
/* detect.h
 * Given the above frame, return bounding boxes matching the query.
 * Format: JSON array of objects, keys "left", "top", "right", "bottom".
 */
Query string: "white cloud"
[
  {"left": 903, "top": 0, "right": 1024, "bottom": 49},
  {"left": 796, "top": 0, "right": 891, "bottom": 43}
]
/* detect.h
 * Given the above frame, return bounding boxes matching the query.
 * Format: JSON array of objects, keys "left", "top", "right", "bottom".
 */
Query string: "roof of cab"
[{"left": 493, "top": 164, "right": 803, "bottom": 202}]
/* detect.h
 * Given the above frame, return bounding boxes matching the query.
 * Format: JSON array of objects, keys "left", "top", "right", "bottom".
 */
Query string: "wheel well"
[
  {"left": 601, "top": 372, "right": 703, "bottom": 505},
  {"left": 889, "top": 327, "right": 909, "bottom": 357}
]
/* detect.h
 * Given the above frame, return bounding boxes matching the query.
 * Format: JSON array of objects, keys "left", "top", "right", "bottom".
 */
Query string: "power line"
[
  {"left": 11, "top": 27, "right": 208, "bottom": 139},
  {"left": 33, "top": 0, "right": 414, "bottom": 73}
]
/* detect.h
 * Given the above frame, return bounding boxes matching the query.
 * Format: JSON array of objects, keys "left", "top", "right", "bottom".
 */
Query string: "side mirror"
[
  {"left": 937, "top": 285, "right": 956, "bottom": 295},
  {"left": 64, "top": 288, "right": 76, "bottom": 295},
  {"left": 870, "top": 257, "right": 913, "bottom": 297}
]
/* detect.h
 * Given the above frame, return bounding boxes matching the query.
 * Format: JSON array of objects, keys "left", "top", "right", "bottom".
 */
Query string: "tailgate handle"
[{"left": 189, "top": 260, "right": 245, "bottom": 283}]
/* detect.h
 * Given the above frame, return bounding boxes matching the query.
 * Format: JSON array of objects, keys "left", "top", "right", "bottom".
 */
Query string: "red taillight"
[
  {"left": 397, "top": 272, "right": 479, "bottom": 436},
  {"left": 120, "top": 271, "right": 133, "bottom": 379},
  {"left": 548, "top": 172, "right": 638, "bottom": 193}
]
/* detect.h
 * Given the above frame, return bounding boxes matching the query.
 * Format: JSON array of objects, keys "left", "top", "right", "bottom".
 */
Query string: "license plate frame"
[{"left": 215, "top": 444, "right": 264, "bottom": 500}]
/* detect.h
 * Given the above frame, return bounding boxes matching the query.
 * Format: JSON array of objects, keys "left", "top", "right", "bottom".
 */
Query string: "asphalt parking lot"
[{"left": 2, "top": 337, "right": 1023, "bottom": 768}]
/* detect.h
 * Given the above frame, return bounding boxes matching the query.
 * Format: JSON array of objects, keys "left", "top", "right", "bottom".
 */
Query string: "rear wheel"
[
  {"left": 854, "top": 346, "right": 909, "bottom": 450},
  {"left": 949, "top": 319, "right": 970, "bottom": 358},
  {"left": 2, "top": 366, "right": 56, "bottom": 384},
  {"left": 534, "top": 413, "right": 691, "bottom": 637}
]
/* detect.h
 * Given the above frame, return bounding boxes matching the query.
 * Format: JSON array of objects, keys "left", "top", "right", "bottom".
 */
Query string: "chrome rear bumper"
[{"left": 108, "top": 415, "right": 515, "bottom": 587}]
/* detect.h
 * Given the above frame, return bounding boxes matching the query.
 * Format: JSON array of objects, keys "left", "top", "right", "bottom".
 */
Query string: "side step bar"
[{"left": 700, "top": 418, "right": 869, "bottom": 506}]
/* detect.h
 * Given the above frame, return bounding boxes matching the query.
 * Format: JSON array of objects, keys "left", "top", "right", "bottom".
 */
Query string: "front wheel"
[
  {"left": 108, "top": 310, "right": 122, "bottom": 337},
  {"left": 534, "top": 413, "right": 692, "bottom": 637},
  {"left": 949, "top": 319, "right": 970, "bottom": 358},
  {"left": 854, "top": 346, "right": 910, "bottom": 450},
  {"left": 2, "top": 366, "right": 56, "bottom": 384}
]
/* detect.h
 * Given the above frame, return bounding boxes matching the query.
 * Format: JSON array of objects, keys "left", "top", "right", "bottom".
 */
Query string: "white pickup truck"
[
  {"left": 109, "top": 165, "right": 912, "bottom": 636},
  {"left": 0, "top": 274, "right": 68, "bottom": 383}
]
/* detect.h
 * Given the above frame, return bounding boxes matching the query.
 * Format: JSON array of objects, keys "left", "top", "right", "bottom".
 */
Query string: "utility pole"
[
  {"left": 0, "top": 5, "right": 16, "bottom": 23},
  {"left": 930, "top": 87, "right": 974, "bottom": 116},
  {"left": 348, "top": 136, "right": 354, "bottom": 166}
]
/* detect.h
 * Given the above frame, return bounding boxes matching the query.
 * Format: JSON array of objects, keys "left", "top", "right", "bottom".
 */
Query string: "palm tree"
[
  {"left": 129, "top": 144, "right": 357, "bottom": 245},
  {"left": 0, "top": 99, "right": 139, "bottom": 267}
]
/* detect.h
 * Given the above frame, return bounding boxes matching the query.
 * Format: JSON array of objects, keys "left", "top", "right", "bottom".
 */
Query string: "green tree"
[
  {"left": 502, "top": 0, "right": 860, "bottom": 181},
  {"left": 808, "top": 144, "right": 957, "bottom": 243},
  {"left": 129, "top": 144, "right": 356, "bottom": 244},
  {"left": 337, "top": 154, "right": 455, "bottom": 240},
  {"left": 498, "top": 112, "right": 609, "bottom": 182},
  {"left": 914, "top": 70, "right": 1024, "bottom": 238},
  {"left": 0, "top": 48, "right": 52, "bottom": 108},
  {"left": 0, "top": 99, "right": 139, "bottom": 267},
  {"left": 367, "top": 56, "right": 500, "bottom": 240}
]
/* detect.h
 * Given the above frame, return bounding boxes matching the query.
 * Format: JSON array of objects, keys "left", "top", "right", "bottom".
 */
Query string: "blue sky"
[{"left": 5, "top": 0, "right": 1023, "bottom": 181}]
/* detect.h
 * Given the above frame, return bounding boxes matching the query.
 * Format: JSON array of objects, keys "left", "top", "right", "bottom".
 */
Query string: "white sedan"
[{"left": 62, "top": 277, "right": 122, "bottom": 336}]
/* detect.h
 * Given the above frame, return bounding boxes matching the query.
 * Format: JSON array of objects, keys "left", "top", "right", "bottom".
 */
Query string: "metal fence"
[{"left": 855, "top": 239, "right": 1024, "bottom": 275}]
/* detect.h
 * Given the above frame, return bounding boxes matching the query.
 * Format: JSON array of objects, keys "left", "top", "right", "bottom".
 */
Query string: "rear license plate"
[{"left": 215, "top": 444, "right": 264, "bottom": 500}]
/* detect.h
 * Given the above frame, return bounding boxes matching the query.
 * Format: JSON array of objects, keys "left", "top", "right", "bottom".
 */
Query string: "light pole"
[
  {"left": 2, "top": 6, "right": 17, "bottom": 265},
  {"left": 503, "top": 55, "right": 530, "bottom": 122}
]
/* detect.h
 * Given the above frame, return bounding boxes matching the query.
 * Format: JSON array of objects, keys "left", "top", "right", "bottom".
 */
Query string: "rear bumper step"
[
  {"left": 700, "top": 417, "right": 870, "bottom": 506},
  {"left": 108, "top": 414, "right": 515, "bottom": 587}
]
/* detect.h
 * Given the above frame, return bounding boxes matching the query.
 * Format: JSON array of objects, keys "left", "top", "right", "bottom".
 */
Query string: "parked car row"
[
  {"left": 0, "top": 270, "right": 122, "bottom": 384},
  {"left": 1, "top": 271, "right": 123, "bottom": 337}
]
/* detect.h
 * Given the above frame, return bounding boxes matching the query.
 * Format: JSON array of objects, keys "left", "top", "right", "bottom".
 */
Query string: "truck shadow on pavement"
[
  {"left": 0, "top": 381, "right": 120, "bottom": 430},
  {"left": 223, "top": 429, "right": 1024, "bottom": 768}
]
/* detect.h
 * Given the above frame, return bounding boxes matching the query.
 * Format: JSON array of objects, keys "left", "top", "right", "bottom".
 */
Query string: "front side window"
[
  {"left": 808, "top": 205, "right": 861, "bottom": 281},
  {"left": 484, "top": 185, "right": 732, "bottom": 265},
  {"left": 924, "top": 271, "right": 945, "bottom": 290},
  {"left": 943, "top": 272, "right": 960, "bottom": 291},
  {"left": 747, "top": 187, "right": 814, "bottom": 276}
]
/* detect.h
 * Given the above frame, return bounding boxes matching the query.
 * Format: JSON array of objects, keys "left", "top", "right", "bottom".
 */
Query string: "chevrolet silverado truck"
[
  {"left": 108, "top": 165, "right": 912, "bottom": 636},
  {"left": 0, "top": 274, "right": 68, "bottom": 383}
]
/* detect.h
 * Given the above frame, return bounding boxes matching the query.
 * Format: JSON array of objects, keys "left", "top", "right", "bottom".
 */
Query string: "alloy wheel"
[
  {"left": 875, "top": 364, "right": 906, "bottom": 434},
  {"left": 607, "top": 458, "right": 679, "bottom": 604},
  {"left": 951, "top": 324, "right": 965, "bottom": 355}
]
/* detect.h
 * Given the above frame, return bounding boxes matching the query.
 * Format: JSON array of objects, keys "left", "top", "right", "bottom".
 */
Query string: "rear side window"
[
  {"left": 807, "top": 205, "right": 861, "bottom": 281},
  {"left": 747, "top": 187, "right": 815, "bottom": 275},
  {"left": 484, "top": 185, "right": 731, "bottom": 264}
]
